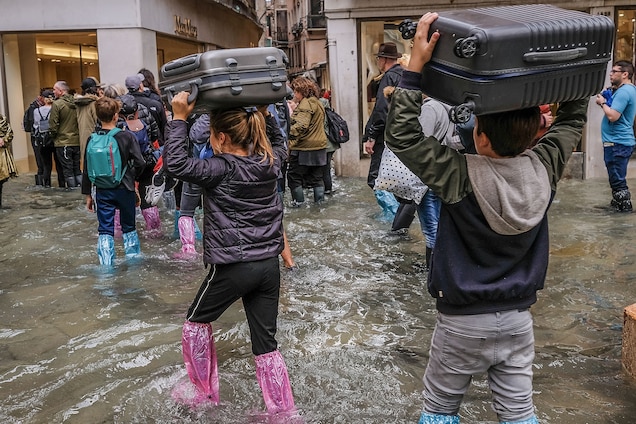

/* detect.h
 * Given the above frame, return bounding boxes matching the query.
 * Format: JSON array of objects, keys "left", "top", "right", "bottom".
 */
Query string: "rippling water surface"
[{"left": 1, "top": 175, "right": 636, "bottom": 423}]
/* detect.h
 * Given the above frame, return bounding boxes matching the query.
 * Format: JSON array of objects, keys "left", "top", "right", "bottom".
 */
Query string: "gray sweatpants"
[{"left": 422, "top": 309, "right": 536, "bottom": 422}]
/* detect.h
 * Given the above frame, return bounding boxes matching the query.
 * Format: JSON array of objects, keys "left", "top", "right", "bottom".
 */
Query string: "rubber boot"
[
  {"left": 500, "top": 416, "right": 539, "bottom": 424},
  {"left": 114, "top": 209, "right": 122, "bottom": 239},
  {"left": 612, "top": 189, "right": 633, "bottom": 212},
  {"left": 313, "top": 186, "right": 325, "bottom": 204},
  {"left": 290, "top": 186, "right": 305, "bottom": 207},
  {"left": 426, "top": 247, "right": 432, "bottom": 269},
  {"left": 374, "top": 190, "right": 398, "bottom": 222},
  {"left": 75, "top": 174, "right": 83, "bottom": 188},
  {"left": 96, "top": 234, "right": 115, "bottom": 266},
  {"left": 174, "top": 216, "right": 198, "bottom": 260},
  {"left": 418, "top": 412, "right": 460, "bottom": 424},
  {"left": 123, "top": 230, "right": 141, "bottom": 259},
  {"left": 255, "top": 350, "right": 296, "bottom": 415},
  {"left": 43, "top": 177, "right": 51, "bottom": 188},
  {"left": 172, "top": 209, "right": 181, "bottom": 239},
  {"left": 35, "top": 175, "right": 43, "bottom": 187},
  {"left": 391, "top": 201, "right": 417, "bottom": 234},
  {"left": 174, "top": 321, "right": 219, "bottom": 406},
  {"left": 141, "top": 206, "right": 162, "bottom": 238}
]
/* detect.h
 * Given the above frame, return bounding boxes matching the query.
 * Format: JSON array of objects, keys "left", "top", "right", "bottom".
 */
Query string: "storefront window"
[
  {"left": 360, "top": 20, "right": 412, "bottom": 142},
  {"left": 36, "top": 32, "right": 99, "bottom": 92},
  {"left": 616, "top": 9, "right": 636, "bottom": 66}
]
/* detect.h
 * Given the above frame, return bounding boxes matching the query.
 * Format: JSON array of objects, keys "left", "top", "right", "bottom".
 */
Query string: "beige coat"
[{"left": 0, "top": 115, "right": 17, "bottom": 181}]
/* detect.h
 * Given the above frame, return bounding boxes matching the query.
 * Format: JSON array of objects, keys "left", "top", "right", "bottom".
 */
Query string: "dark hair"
[
  {"left": 475, "top": 107, "right": 541, "bottom": 157},
  {"left": 95, "top": 96, "right": 122, "bottom": 123},
  {"left": 209, "top": 108, "right": 273, "bottom": 164},
  {"left": 138, "top": 68, "right": 160, "bottom": 95},
  {"left": 614, "top": 60, "right": 634, "bottom": 80}
]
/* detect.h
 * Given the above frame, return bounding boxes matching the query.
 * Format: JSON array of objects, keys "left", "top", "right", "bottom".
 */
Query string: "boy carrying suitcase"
[{"left": 385, "top": 13, "right": 588, "bottom": 424}]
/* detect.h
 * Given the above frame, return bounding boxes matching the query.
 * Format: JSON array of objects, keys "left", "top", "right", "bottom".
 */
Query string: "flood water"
[{"left": 1, "top": 174, "right": 636, "bottom": 423}]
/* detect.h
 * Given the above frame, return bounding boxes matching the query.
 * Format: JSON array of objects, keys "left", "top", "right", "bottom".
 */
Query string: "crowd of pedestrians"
[{"left": 10, "top": 20, "right": 636, "bottom": 421}]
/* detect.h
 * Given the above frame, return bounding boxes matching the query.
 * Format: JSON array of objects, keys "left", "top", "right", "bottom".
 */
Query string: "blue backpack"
[
  {"left": 86, "top": 127, "right": 127, "bottom": 189},
  {"left": 122, "top": 119, "right": 150, "bottom": 154}
]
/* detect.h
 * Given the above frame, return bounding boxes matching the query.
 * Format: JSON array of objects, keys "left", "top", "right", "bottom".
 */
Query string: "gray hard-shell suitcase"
[
  {"left": 159, "top": 47, "right": 290, "bottom": 112},
  {"left": 399, "top": 5, "right": 614, "bottom": 122}
]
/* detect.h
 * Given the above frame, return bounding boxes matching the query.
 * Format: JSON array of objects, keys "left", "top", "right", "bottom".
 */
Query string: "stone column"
[{"left": 96, "top": 28, "right": 158, "bottom": 88}]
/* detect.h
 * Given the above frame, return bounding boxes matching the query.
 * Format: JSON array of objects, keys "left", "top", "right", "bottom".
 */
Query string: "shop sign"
[{"left": 175, "top": 15, "right": 198, "bottom": 39}]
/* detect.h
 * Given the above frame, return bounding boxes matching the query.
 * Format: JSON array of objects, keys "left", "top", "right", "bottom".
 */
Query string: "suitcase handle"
[
  {"left": 162, "top": 54, "right": 201, "bottom": 77},
  {"left": 164, "top": 80, "right": 200, "bottom": 105},
  {"left": 523, "top": 48, "right": 588, "bottom": 64}
]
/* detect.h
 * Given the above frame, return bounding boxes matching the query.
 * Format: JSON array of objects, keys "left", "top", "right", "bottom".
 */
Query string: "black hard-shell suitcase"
[
  {"left": 159, "top": 47, "right": 289, "bottom": 112},
  {"left": 399, "top": 5, "right": 614, "bottom": 122}
]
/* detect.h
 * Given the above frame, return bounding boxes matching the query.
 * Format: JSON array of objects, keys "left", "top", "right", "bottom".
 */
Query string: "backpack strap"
[{"left": 107, "top": 127, "right": 122, "bottom": 137}]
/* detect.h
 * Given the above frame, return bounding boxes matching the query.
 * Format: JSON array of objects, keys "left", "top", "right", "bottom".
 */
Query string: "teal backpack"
[{"left": 86, "top": 127, "right": 127, "bottom": 189}]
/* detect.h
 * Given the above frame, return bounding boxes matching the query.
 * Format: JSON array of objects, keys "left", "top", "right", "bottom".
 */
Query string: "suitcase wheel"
[
  {"left": 398, "top": 19, "right": 417, "bottom": 40},
  {"left": 454, "top": 37, "right": 479, "bottom": 58},
  {"left": 449, "top": 102, "right": 474, "bottom": 124}
]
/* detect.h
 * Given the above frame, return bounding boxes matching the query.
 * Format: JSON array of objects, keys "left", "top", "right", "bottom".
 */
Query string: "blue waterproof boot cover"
[
  {"left": 418, "top": 412, "right": 460, "bottom": 424},
  {"left": 97, "top": 234, "right": 115, "bottom": 266},
  {"left": 501, "top": 416, "right": 539, "bottom": 424},
  {"left": 374, "top": 189, "right": 399, "bottom": 221},
  {"left": 123, "top": 230, "right": 141, "bottom": 258}
]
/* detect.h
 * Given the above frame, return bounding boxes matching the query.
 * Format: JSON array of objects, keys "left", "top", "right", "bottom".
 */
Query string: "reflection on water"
[{"left": 1, "top": 175, "right": 636, "bottom": 423}]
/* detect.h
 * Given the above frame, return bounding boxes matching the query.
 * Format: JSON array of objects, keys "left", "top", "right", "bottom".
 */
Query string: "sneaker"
[{"left": 145, "top": 171, "right": 166, "bottom": 206}]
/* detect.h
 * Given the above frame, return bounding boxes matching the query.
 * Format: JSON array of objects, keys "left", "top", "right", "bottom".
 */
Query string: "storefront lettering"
[{"left": 174, "top": 15, "right": 198, "bottom": 39}]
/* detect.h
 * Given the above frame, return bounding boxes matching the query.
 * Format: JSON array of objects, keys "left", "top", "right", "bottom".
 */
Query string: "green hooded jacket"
[{"left": 49, "top": 93, "right": 79, "bottom": 147}]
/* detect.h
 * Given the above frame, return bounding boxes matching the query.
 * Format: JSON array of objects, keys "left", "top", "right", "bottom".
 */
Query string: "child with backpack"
[{"left": 81, "top": 96, "right": 146, "bottom": 266}]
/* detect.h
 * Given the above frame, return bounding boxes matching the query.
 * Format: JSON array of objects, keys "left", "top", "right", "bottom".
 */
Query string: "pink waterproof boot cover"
[
  {"left": 255, "top": 350, "right": 296, "bottom": 414},
  {"left": 173, "top": 321, "right": 219, "bottom": 406}
]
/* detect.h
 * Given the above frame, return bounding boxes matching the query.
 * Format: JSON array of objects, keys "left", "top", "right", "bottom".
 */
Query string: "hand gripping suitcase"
[
  {"left": 399, "top": 5, "right": 614, "bottom": 122},
  {"left": 159, "top": 47, "right": 290, "bottom": 112}
]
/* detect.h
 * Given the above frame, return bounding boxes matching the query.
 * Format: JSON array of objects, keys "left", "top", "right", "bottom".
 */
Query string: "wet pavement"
[{"left": 1, "top": 173, "right": 636, "bottom": 423}]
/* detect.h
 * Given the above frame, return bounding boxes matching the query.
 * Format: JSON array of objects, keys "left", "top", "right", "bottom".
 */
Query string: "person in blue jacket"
[
  {"left": 385, "top": 13, "right": 589, "bottom": 424},
  {"left": 163, "top": 91, "right": 296, "bottom": 416}
]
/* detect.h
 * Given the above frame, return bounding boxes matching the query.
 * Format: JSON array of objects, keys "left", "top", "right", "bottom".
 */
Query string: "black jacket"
[
  {"left": 163, "top": 118, "right": 287, "bottom": 266},
  {"left": 362, "top": 64, "right": 403, "bottom": 143},
  {"left": 130, "top": 91, "right": 167, "bottom": 143}
]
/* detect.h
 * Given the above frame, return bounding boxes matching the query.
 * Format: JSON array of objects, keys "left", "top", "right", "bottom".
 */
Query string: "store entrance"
[{"left": 35, "top": 31, "right": 99, "bottom": 93}]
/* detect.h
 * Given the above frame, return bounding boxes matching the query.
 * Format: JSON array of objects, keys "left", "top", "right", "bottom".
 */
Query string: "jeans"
[
  {"left": 422, "top": 310, "right": 536, "bottom": 422},
  {"left": 95, "top": 187, "right": 137, "bottom": 236},
  {"left": 603, "top": 143, "right": 634, "bottom": 192},
  {"left": 417, "top": 190, "right": 441, "bottom": 249}
]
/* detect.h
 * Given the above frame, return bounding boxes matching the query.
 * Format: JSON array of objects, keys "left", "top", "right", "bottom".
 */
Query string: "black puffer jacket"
[{"left": 163, "top": 118, "right": 287, "bottom": 266}]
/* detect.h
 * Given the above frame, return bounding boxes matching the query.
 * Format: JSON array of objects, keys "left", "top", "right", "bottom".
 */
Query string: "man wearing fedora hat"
[{"left": 363, "top": 42, "right": 417, "bottom": 232}]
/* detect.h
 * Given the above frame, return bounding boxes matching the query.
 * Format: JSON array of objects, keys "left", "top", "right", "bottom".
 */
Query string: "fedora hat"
[{"left": 376, "top": 42, "right": 400, "bottom": 59}]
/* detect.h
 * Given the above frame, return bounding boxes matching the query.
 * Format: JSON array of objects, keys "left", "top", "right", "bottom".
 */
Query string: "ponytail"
[{"left": 247, "top": 110, "right": 274, "bottom": 165}]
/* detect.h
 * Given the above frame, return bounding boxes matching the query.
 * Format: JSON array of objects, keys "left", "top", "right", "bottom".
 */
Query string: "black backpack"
[{"left": 325, "top": 108, "right": 350, "bottom": 144}]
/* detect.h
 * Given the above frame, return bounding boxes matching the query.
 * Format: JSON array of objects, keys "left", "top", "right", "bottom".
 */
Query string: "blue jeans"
[
  {"left": 603, "top": 143, "right": 634, "bottom": 192},
  {"left": 417, "top": 190, "right": 441, "bottom": 249},
  {"left": 422, "top": 310, "right": 536, "bottom": 422},
  {"left": 95, "top": 188, "right": 137, "bottom": 236}
]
